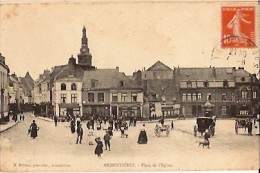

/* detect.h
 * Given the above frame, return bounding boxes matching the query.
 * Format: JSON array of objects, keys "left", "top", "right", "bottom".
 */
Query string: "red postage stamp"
[{"left": 221, "top": 6, "right": 255, "bottom": 48}]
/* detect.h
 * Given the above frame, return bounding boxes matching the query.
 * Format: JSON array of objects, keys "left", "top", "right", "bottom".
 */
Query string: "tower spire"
[{"left": 81, "top": 26, "right": 88, "bottom": 47}]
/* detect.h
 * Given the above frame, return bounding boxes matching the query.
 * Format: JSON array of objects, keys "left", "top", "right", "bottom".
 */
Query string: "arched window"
[
  {"left": 71, "top": 83, "right": 77, "bottom": 90},
  {"left": 61, "top": 83, "right": 66, "bottom": 90}
]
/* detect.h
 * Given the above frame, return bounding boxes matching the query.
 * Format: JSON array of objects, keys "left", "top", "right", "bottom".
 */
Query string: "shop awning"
[{"left": 59, "top": 103, "right": 80, "bottom": 109}]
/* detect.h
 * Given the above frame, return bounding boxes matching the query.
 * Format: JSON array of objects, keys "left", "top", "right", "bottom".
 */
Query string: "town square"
[{"left": 0, "top": 1, "right": 259, "bottom": 172}]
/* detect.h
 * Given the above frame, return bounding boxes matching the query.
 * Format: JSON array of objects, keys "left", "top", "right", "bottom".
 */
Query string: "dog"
[{"left": 198, "top": 141, "right": 210, "bottom": 149}]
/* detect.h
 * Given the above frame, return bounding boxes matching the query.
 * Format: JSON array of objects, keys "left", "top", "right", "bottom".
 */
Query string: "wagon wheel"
[
  {"left": 194, "top": 130, "right": 197, "bottom": 137},
  {"left": 235, "top": 126, "right": 238, "bottom": 134}
]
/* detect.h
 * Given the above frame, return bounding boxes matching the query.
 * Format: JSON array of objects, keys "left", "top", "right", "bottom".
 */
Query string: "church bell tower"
[{"left": 78, "top": 26, "right": 92, "bottom": 67}]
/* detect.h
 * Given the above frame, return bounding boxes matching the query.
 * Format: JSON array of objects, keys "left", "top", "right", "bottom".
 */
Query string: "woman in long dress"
[
  {"left": 70, "top": 119, "right": 76, "bottom": 133},
  {"left": 88, "top": 126, "right": 95, "bottom": 145},
  {"left": 94, "top": 137, "right": 103, "bottom": 157},
  {"left": 137, "top": 124, "right": 148, "bottom": 144},
  {"left": 29, "top": 120, "right": 39, "bottom": 139}
]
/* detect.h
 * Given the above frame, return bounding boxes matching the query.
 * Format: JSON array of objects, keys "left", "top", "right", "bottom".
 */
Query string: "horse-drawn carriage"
[
  {"left": 194, "top": 117, "right": 215, "bottom": 137},
  {"left": 154, "top": 124, "right": 170, "bottom": 137},
  {"left": 235, "top": 119, "right": 247, "bottom": 134}
]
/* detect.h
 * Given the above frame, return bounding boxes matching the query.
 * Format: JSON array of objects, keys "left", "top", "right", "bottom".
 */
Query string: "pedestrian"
[
  {"left": 137, "top": 124, "right": 148, "bottom": 144},
  {"left": 95, "top": 137, "right": 103, "bottom": 158},
  {"left": 114, "top": 120, "right": 118, "bottom": 131},
  {"left": 161, "top": 118, "right": 165, "bottom": 125},
  {"left": 171, "top": 120, "right": 174, "bottom": 130},
  {"left": 103, "top": 131, "right": 111, "bottom": 151},
  {"left": 88, "top": 126, "right": 94, "bottom": 145},
  {"left": 28, "top": 120, "right": 39, "bottom": 139},
  {"left": 76, "top": 124, "right": 83, "bottom": 144},
  {"left": 70, "top": 119, "right": 76, "bottom": 133},
  {"left": 124, "top": 126, "right": 129, "bottom": 138},
  {"left": 54, "top": 115, "right": 58, "bottom": 127},
  {"left": 120, "top": 124, "right": 125, "bottom": 138},
  {"left": 108, "top": 124, "right": 113, "bottom": 136},
  {"left": 133, "top": 117, "right": 137, "bottom": 127},
  {"left": 247, "top": 119, "right": 253, "bottom": 136},
  {"left": 76, "top": 116, "right": 81, "bottom": 128}
]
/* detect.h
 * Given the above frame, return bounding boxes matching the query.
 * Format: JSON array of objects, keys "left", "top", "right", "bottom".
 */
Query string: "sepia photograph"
[{"left": 0, "top": 0, "right": 259, "bottom": 172}]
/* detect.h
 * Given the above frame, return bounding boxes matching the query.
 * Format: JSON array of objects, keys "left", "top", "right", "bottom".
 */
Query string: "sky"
[{"left": 0, "top": 0, "right": 259, "bottom": 80}]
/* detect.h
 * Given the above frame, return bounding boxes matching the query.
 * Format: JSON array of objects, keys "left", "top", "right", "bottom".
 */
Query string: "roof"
[
  {"left": 147, "top": 61, "right": 172, "bottom": 71},
  {"left": 177, "top": 67, "right": 234, "bottom": 81},
  {"left": 82, "top": 69, "right": 141, "bottom": 89},
  {"left": 54, "top": 63, "right": 85, "bottom": 81}
]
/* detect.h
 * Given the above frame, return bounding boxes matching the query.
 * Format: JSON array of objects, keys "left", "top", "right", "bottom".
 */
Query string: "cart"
[
  {"left": 194, "top": 117, "right": 215, "bottom": 137},
  {"left": 154, "top": 124, "right": 170, "bottom": 137}
]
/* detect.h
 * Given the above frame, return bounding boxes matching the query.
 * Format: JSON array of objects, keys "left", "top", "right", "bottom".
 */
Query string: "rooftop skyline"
[{"left": 0, "top": 1, "right": 258, "bottom": 80}]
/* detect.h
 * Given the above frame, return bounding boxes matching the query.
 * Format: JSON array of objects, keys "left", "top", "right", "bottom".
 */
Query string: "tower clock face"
[{"left": 81, "top": 47, "right": 88, "bottom": 53}]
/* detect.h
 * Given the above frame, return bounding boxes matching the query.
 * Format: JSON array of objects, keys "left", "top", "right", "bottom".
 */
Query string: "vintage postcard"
[{"left": 0, "top": 0, "right": 259, "bottom": 172}]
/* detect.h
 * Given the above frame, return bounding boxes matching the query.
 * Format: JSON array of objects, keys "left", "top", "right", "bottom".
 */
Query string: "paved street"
[{"left": 0, "top": 113, "right": 259, "bottom": 171}]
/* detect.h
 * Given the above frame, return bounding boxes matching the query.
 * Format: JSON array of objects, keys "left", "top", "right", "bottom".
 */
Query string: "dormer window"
[
  {"left": 223, "top": 80, "right": 229, "bottom": 88},
  {"left": 187, "top": 80, "right": 192, "bottom": 88},
  {"left": 71, "top": 83, "right": 77, "bottom": 90},
  {"left": 203, "top": 80, "right": 209, "bottom": 87},
  {"left": 120, "top": 81, "right": 125, "bottom": 87},
  {"left": 61, "top": 83, "right": 66, "bottom": 90},
  {"left": 91, "top": 79, "right": 98, "bottom": 88},
  {"left": 241, "top": 77, "right": 245, "bottom": 82}
]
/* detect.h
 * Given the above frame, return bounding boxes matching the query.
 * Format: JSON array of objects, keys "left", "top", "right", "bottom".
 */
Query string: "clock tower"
[{"left": 78, "top": 26, "right": 92, "bottom": 67}]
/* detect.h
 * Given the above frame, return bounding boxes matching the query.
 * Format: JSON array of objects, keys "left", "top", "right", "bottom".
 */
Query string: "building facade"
[
  {"left": 0, "top": 53, "right": 10, "bottom": 119},
  {"left": 82, "top": 68, "right": 143, "bottom": 119}
]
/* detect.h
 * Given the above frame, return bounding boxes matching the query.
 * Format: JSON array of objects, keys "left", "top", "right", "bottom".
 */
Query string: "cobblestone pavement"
[{"left": 0, "top": 113, "right": 259, "bottom": 171}]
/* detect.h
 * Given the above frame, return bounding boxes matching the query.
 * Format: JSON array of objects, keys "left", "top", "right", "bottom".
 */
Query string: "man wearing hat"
[
  {"left": 76, "top": 123, "right": 84, "bottom": 144},
  {"left": 103, "top": 131, "right": 111, "bottom": 151}
]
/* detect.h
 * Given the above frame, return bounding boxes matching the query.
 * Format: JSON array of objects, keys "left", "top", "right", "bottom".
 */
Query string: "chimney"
[
  {"left": 212, "top": 67, "right": 216, "bottom": 77},
  {"left": 116, "top": 66, "right": 119, "bottom": 71}
]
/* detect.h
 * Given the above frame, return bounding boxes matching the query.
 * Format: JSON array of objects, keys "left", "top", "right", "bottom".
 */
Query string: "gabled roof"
[
  {"left": 235, "top": 68, "right": 251, "bottom": 77},
  {"left": 147, "top": 61, "right": 172, "bottom": 71},
  {"left": 178, "top": 67, "right": 234, "bottom": 81},
  {"left": 82, "top": 69, "right": 141, "bottom": 89},
  {"left": 54, "top": 63, "right": 85, "bottom": 81}
]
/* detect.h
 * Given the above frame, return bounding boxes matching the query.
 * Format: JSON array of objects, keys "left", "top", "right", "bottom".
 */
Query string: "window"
[
  {"left": 121, "top": 93, "right": 127, "bottom": 102},
  {"left": 71, "top": 83, "right": 77, "bottom": 90},
  {"left": 223, "top": 80, "right": 229, "bottom": 87},
  {"left": 61, "top": 94, "right": 67, "bottom": 103},
  {"left": 91, "top": 79, "right": 98, "bottom": 88},
  {"left": 222, "top": 93, "right": 227, "bottom": 101},
  {"left": 88, "top": 93, "right": 94, "bottom": 102},
  {"left": 61, "top": 83, "right": 66, "bottom": 90},
  {"left": 98, "top": 93, "right": 104, "bottom": 102},
  {"left": 192, "top": 93, "right": 196, "bottom": 101},
  {"left": 241, "top": 77, "right": 245, "bottom": 82},
  {"left": 182, "top": 93, "right": 187, "bottom": 101},
  {"left": 241, "top": 89, "right": 248, "bottom": 99},
  {"left": 131, "top": 93, "right": 137, "bottom": 102},
  {"left": 197, "top": 93, "right": 202, "bottom": 101},
  {"left": 120, "top": 81, "right": 125, "bottom": 87},
  {"left": 221, "top": 106, "right": 227, "bottom": 115},
  {"left": 207, "top": 93, "right": 211, "bottom": 101},
  {"left": 253, "top": 91, "right": 257, "bottom": 99},
  {"left": 203, "top": 81, "right": 209, "bottom": 87},
  {"left": 71, "top": 94, "right": 77, "bottom": 103},
  {"left": 187, "top": 80, "right": 192, "bottom": 88},
  {"left": 112, "top": 94, "right": 118, "bottom": 102},
  {"left": 187, "top": 93, "right": 192, "bottom": 101},
  {"left": 231, "top": 93, "right": 235, "bottom": 101}
]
